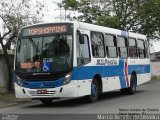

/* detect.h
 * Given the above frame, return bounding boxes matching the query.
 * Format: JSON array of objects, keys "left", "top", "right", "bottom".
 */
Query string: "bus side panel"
[
  {"left": 137, "top": 73, "right": 151, "bottom": 85},
  {"left": 102, "top": 76, "right": 121, "bottom": 92},
  {"left": 72, "top": 66, "right": 92, "bottom": 97},
  {"left": 77, "top": 79, "right": 92, "bottom": 96},
  {"left": 128, "top": 58, "right": 151, "bottom": 86}
]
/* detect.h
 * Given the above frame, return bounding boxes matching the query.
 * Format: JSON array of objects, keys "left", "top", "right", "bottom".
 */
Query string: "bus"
[{"left": 14, "top": 21, "right": 151, "bottom": 104}]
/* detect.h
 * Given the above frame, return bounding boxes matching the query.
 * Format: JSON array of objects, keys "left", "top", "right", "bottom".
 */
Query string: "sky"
[
  {"left": 38, "top": 0, "right": 79, "bottom": 22},
  {"left": 0, "top": 0, "right": 160, "bottom": 52},
  {"left": 150, "top": 41, "right": 160, "bottom": 53},
  {"left": 40, "top": 0, "right": 66, "bottom": 22}
]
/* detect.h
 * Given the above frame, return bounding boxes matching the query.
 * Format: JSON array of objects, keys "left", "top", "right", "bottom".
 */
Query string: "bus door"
[{"left": 76, "top": 30, "right": 91, "bottom": 96}]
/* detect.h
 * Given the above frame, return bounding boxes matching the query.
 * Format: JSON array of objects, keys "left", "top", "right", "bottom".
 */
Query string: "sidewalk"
[
  {"left": 0, "top": 93, "right": 17, "bottom": 107},
  {"left": 0, "top": 93, "right": 32, "bottom": 108}
]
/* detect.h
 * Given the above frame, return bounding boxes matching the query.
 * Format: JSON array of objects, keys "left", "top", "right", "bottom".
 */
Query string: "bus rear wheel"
[
  {"left": 128, "top": 75, "right": 137, "bottom": 94},
  {"left": 40, "top": 99, "right": 53, "bottom": 105},
  {"left": 85, "top": 78, "right": 99, "bottom": 103},
  {"left": 121, "top": 74, "right": 137, "bottom": 95}
]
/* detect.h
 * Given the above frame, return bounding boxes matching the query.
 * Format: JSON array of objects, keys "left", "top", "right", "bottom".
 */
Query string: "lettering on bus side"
[{"left": 96, "top": 59, "right": 118, "bottom": 66}]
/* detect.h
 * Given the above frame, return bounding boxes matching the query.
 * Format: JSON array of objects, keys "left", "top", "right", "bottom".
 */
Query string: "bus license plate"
[{"left": 37, "top": 89, "right": 48, "bottom": 94}]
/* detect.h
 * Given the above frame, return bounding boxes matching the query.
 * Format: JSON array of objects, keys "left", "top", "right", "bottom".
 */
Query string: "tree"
[
  {"left": 61, "top": 0, "right": 160, "bottom": 39},
  {"left": 137, "top": 0, "right": 160, "bottom": 39},
  {"left": 0, "top": 0, "right": 43, "bottom": 91},
  {"left": 61, "top": 0, "right": 144, "bottom": 29},
  {"left": 62, "top": 0, "right": 104, "bottom": 23}
]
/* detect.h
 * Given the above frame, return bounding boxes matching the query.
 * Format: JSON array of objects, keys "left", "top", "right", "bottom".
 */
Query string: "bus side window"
[
  {"left": 117, "top": 36, "right": 128, "bottom": 58},
  {"left": 104, "top": 34, "right": 118, "bottom": 58},
  {"left": 91, "top": 31, "right": 105, "bottom": 58},
  {"left": 77, "top": 33, "right": 91, "bottom": 66},
  {"left": 137, "top": 39, "right": 146, "bottom": 58},
  {"left": 129, "top": 38, "right": 138, "bottom": 58}
]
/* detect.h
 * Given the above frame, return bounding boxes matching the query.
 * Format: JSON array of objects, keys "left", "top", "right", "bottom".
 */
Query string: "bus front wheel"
[{"left": 85, "top": 78, "right": 99, "bottom": 103}]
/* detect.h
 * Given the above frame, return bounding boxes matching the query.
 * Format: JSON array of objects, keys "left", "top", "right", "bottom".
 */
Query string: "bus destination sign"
[{"left": 22, "top": 25, "right": 67, "bottom": 36}]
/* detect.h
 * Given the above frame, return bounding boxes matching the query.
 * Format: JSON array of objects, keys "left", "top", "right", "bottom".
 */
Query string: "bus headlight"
[
  {"left": 16, "top": 75, "right": 23, "bottom": 86},
  {"left": 63, "top": 73, "right": 71, "bottom": 85}
]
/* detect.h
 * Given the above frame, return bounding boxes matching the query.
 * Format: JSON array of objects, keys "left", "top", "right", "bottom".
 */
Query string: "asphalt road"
[{"left": 0, "top": 81, "right": 160, "bottom": 120}]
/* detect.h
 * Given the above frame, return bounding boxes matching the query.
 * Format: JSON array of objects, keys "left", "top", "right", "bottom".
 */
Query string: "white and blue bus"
[{"left": 14, "top": 21, "right": 151, "bottom": 104}]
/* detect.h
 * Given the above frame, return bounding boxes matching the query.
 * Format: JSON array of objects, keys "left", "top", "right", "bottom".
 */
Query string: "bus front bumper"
[{"left": 14, "top": 81, "right": 78, "bottom": 99}]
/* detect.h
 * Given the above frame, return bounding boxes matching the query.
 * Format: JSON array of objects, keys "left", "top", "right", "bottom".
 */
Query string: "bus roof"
[
  {"left": 20, "top": 21, "right": 75, "bottom": 30},
  {"left": 77, "top": 21, "right": 147, "bottom": 40}
]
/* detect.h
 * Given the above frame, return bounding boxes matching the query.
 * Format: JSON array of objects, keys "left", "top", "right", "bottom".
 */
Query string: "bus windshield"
[{"left": 15, "top": 34, "right": 73, "bottom": 73}]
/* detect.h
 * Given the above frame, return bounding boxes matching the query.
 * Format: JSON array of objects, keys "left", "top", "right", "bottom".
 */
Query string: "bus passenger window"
[
  {"left": 137, "top": 39, "right": 146, "bottom": 58},
  {"left": 107, "top": 46, "right": 117, "bottom": 58},
  {"left": 91, "top": 32, "right": 105, "bottom": 58},
  {"left": 118, "top": 48, "right": 128, "bottom": 58},
  {"left": 129, "top": 38, "right": 138, "bottom": 58},
  {"left": 104, "top": 34, "right": 117, "bottom": 58},
  {"left": 117, "top": 36, "right": 128, "bottom": 58}
]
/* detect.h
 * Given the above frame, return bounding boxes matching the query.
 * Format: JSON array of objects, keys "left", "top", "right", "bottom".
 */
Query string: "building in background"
[
  {"left": 150, "top": 41, "right": 160, "bottom": 61},
  {"left": 150, "top": 52, "right": 160, "bottom": 61}
]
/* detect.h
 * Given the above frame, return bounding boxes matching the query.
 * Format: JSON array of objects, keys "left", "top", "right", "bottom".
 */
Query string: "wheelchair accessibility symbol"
[{"left": 42, "top": 62, "right": 51, "bottom": 72}]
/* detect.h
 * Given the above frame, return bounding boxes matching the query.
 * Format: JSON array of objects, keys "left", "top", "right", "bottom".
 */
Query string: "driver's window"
[{"left": 77, "top": 33, "right": 91, "bottom": 66}]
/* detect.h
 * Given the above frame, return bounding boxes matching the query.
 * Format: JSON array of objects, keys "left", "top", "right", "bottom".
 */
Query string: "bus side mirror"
[{"left": 79, "top": 34, "right": 84, "bottom": 44}]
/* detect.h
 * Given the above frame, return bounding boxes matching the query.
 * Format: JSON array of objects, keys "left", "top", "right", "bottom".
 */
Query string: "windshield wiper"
[{"left": 28, "top": 37, "right": 39, "bottom": 52}]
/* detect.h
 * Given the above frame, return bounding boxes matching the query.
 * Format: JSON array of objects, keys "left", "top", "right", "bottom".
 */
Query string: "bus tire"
[
  {"left": 40, "top": 99, "right": 53, "bottom": 105},
  {"left": 85, "top": 78, "right": 99, "bottom": 103},
  {"left": 120, "top": 74, "right": 137, "bottom": 95},
  {"left": 128, "top": 74, "right": 137, "bottom": 95}
]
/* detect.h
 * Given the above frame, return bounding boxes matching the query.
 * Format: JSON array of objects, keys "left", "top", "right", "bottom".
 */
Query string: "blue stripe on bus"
[
  {"left": 72, "top": 65, "right": 150, "bottom": 80},
  {"left": 71, "top": 61, "right": 150, "bottom": 88}
]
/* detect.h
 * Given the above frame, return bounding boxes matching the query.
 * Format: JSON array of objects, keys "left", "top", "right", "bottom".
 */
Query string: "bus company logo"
[{"left": 96, "top": 59, "right": 118, "bottom": 66}]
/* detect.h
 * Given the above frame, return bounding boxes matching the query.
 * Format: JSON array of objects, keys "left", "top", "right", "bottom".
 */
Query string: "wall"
[{"left": 151, "top": 62, "right": 160, "bottom": 77}]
